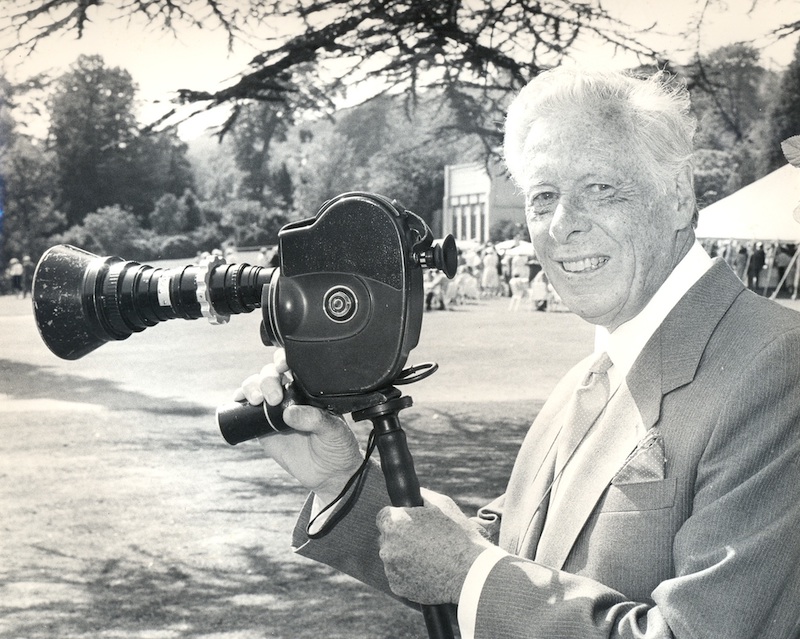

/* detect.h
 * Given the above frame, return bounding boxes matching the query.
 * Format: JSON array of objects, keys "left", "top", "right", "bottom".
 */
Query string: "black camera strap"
[
  {"left": 305, "top": 365, "right": 437, "bottom": 538},
  {"left": 305, "top": 430, "right": 379, "bottom": 539}
]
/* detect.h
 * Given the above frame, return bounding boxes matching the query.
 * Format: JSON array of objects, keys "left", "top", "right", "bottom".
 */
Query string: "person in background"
[
  {"left": 424, "top": 269, "right": 449, "bottom": 311},
  {"left": 775, "top": 245, "right": 792, "bottom": 289},
  {"left": 255, "top": 246, "right": 271, "bottom": 268},
  {"left": 7, "top": 258, "right": 23, "bottom": 297},
  {"left": 480, "top": 245, "right": 501, "bottom": 296},
  {"left": 748, "top": 241, "right": 766, "bottom": 291},
  {"left": 21, "top": 256, "right": 35, "bottom": 298},
  {"left": 733, "top": 244, "right": 748, "bottom": 283},
  {"left": 236, "top": 68, "right": 800, "bottom": 638},
  {"left": 529, "top": 269, "right": 550, "bottom": 311}
]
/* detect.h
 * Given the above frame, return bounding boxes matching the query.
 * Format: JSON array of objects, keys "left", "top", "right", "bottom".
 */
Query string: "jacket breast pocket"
[{"left": 600, "top": 477, "right": 677, "bottom": 512}]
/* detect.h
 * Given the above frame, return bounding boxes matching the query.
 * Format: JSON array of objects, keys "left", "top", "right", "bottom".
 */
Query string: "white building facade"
[{"left": 442, "top": 161, "right": 525, "bottom": 244}]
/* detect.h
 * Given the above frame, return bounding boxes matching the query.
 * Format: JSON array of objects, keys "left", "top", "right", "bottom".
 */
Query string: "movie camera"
[{"left": 32, "top": 192, "right": 458, "bottom": 639}]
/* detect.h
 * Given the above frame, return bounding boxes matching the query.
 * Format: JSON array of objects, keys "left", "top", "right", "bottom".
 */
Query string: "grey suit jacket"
[{"left": 293, "top": 260, "right": 800, "bottom": 638}]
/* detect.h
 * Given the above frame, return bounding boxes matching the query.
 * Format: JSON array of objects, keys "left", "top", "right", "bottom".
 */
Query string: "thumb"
[
  {"left": 282, "top": 404, "right": 345, "bottom": 434},
  {"left": 421, "top": 488, "right": 464, "bottom": 520}
]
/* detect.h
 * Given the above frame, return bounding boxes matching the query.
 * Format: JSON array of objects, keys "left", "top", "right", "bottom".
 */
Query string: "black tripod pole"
[{"left": 353, "top": 395, "right": 456, "bottom": 639}]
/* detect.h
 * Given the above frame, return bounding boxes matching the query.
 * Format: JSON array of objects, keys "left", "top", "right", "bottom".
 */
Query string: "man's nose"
[{"left": 549, "top": 196, "right": 591, "bottom": 243}]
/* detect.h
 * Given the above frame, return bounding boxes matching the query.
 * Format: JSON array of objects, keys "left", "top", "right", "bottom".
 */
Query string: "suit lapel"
[
  {"left": 529, "top": 259, "right": 745, "bottom": 568},
  {"left": 628, "top": 259, "right": 745, "bottom": 419}
]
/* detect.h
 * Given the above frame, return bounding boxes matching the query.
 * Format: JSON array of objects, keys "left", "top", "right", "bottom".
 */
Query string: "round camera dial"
[{"left": 323, "top": 285, "right": 358, "bottom": 323}]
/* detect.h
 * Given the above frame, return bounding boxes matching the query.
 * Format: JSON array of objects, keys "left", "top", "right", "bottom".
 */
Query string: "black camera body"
[{"left": 265, "top": 192, "right": 427, "bottom": 399}]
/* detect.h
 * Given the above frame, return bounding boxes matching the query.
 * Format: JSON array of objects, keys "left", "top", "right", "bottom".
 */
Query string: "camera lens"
[{"left": 33, "top": 245, "right": 274, "bottom": 360}]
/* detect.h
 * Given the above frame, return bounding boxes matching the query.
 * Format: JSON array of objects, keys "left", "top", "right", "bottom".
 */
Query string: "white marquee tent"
[{"left": 695, "top": 164, "right": 800, "bottom": 242}]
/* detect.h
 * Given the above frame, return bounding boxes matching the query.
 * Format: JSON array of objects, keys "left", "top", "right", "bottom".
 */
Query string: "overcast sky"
[{"left": 1, "top": 0, "right": 797, "bottom": 139}]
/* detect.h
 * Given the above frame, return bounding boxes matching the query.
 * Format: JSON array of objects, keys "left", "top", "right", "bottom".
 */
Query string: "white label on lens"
[{"left": 157, "top": 273, "right": 171, "bottom": 306}]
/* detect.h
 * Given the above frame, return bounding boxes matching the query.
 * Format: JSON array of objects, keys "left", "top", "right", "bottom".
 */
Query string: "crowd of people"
[
  {"left": 424, "top": 241, "right": 547, "bottom": 311},
  {"left": 702, "top": 239, "right": 798, "bottom": 296},
  {"left": 424, "top": 238, "right": 799, "bottom": 312}
]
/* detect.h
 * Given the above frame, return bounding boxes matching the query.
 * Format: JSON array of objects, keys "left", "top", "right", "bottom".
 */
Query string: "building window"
[{"left": 449, "top": 194, "right": 487, "bottom": 242}]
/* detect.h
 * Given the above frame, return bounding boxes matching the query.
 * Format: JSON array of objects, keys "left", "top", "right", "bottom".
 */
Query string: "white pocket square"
[{"left": 612, "top": 428, "right": 665, "bottom": 485}]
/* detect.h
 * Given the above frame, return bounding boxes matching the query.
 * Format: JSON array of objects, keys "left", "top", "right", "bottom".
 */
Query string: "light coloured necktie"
[
  {"left": 517, "top": 352, "right": 614, "bottom": 556},
  {"left": 553, "top": 352, "right": 614, "bottom": 484}
]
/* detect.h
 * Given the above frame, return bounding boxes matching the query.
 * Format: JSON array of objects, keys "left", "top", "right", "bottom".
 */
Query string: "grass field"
[
  {"left": 29, "top": 265, "right": 800, "bottom": 637},
  {"left": 0, "top": 284, "right": 599, "bottom": 639}
]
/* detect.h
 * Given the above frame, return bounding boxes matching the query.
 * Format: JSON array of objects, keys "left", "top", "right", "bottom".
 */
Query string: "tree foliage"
[
  {"left": 269, "top": 91, "right": 477, "bottom": 229},
  {"left": 134, "top": 131, "right": 196, "bottom": 209},
  {"left": 220, "top": 199, "right": 287, "bottom": 246},
  {"left": 230, "top": 102, "right": 290, "bottom": 205},
  {"left": 48, "top": 54, "right": 140, "bottom": 225},
  {"left": 0, "top": 76, "right": 16, "bottom": 148},
  {"left": 2, "top": 0, "right": 664, "bottom": 146},
  {"left": 186, "top": 135, "right": 244, "bottom": 203},
  {"left": 693, "top": 148, "right": 738, "bottom": 208},
  {"left": 149, "top": 193, "right": 187, "bottom": 235},
  {"left": 350, "top": 95, "right": 478, "bottom": 232},
  {"left": 47, "top": 55, "right": 195, "bottom": 227},
  {"left": 687, "top": 44, "right": 772, "bottom": 147},
  {"left": 763, "top": 38, "right": 800, "bottom": 172},
  {"left": 286, "top": 127, "right": 363, "bottom": 218},
  {"left": 0, "top": 76, "right": 66, "bottom": 262},
  {"left": 1, "top": 136, "right": 65, "bottom": 259},
  {"left": 53, "top": 205, "right": 154, "bottom": 258},
  {"left": 149, "top": 189, "right": 208, "bottom": 235},
  {"left": 686, "top": 43, "right": 782, "bottom": 196}
]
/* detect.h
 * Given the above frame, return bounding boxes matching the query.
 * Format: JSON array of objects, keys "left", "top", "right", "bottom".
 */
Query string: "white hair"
[{"left": 504, "top": 68, "right": 697, "bottom": 199}]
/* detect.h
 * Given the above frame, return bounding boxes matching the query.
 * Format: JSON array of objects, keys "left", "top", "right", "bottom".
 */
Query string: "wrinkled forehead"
[{"left": 519, "top": 105, "right": 645, "bottom": 183}]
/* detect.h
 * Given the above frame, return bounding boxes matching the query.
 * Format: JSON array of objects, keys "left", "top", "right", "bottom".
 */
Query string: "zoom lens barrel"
[{"left": 32, "top": 245, "right": 275, "bottom": 360}]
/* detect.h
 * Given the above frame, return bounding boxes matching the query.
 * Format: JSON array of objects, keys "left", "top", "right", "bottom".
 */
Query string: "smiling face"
[{"left": 520, "top": 105, "right": 694, "bottom": 331}]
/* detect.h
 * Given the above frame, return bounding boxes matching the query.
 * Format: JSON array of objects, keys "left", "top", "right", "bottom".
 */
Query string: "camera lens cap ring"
[{"left": 323, "top": 285, "right": 358, "bottom": 323}]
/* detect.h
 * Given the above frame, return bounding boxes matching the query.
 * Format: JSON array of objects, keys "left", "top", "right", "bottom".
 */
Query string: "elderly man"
[{"left": 237, "top": 69, "right": 800, "bottom": 638}]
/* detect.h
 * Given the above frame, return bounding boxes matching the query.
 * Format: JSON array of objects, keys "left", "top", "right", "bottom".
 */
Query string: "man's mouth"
[{"left": 560, "top": 256, "right": 609, "bottom": 273}]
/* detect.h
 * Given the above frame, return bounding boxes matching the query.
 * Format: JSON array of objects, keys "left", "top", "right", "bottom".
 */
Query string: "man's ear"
[{"left": 672, "top": 165, "right": 697, "bottom": 230}]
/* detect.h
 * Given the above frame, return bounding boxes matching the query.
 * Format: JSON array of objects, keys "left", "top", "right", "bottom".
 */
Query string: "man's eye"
[
  {"left": 589, "top": 183, "right": 614, "bottom": 194},
  {"left": 526, "top": 191, "right": 558, "bottom": 213}
]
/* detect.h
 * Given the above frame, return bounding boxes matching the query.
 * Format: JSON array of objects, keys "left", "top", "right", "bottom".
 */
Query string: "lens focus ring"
[
  {"left": 101, "top": 260, "right": 132, "bottom": 338},
  {"left": 323, "top": 286, "right": 357, "bottom": 323}
]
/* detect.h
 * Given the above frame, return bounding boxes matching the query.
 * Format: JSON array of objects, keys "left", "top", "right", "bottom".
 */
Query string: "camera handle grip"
[{"left": 354, "top": 399, "right": 456, "bottom": 639}]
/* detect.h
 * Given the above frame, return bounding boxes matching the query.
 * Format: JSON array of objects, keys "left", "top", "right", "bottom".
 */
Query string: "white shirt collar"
[{"left": 595, "top": 240, "right": 713, "bottom": 389}]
